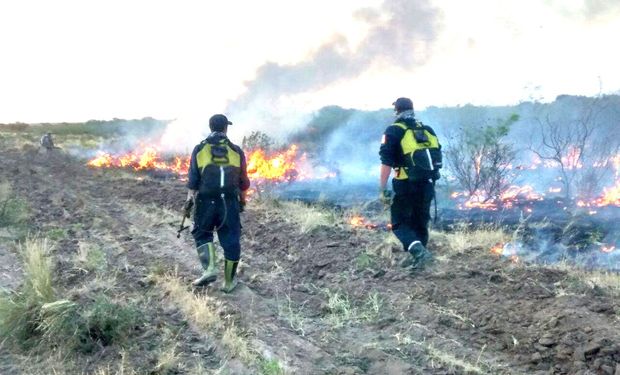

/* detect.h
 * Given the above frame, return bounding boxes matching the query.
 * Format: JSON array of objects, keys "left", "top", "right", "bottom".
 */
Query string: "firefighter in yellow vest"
[
  {"left": 379, "top": 98, "right": 442, "bottom": 269},
  {"left": 184, "top": 114, "right": 250, "bottom": 292}
]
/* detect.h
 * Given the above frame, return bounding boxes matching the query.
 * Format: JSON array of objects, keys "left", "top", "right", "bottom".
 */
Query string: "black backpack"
[
  {"left": 394, "top": 119, "right": 442, "bottom": 181},
  {"left": 196, "top": 138, "right": 242, "bottom": 197}
]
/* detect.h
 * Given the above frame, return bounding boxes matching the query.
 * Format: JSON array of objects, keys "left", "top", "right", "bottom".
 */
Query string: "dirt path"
[{"left": 1, "top": 147, "right": 619, "bottom": 374}]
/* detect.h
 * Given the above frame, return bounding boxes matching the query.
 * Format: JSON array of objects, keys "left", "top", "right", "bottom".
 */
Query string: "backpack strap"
[{"left": 393, "top": 122, "right": 408, "bottom": 131}]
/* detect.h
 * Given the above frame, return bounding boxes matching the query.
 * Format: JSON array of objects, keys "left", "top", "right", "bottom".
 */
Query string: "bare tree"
[
  {"left": 529, "top": 95, "right": 617, "bottom": 200},
  {"left": 242, "top": 131, "right": 274, "bottom": 152},
  {"left": 446, "top": 114, "right": 519, "bottom": 204}
]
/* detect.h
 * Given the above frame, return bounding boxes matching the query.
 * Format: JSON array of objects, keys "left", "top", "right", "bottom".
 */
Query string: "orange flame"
[
  {"left": 87, "top": 143, "right": 338, "bottom": 184},
  {"left": 456, "top": 185, "right": 543, "bottom": 210},
  {"left": 601, "top": 245, "right": 615, "bottom": 253},
  {"left": 490, "top": 243, "right": 504, "bottom": 256},
  {"left": 349, "top": 215, "right": 378, "bottom": 229},
  {"left": 247, "top": 145, "right": 302, "bottom": 182},
  {"left": 562, "top": 146, "right": 583, "bottom": 170},
  {"left": 575, "top": 181, "right": 620, "bottom": 208},
  {"left": 491, "top": 243, "right": 521, "bottom": 263},
  {"left": 87, "top": 145, "right": 190, "bottom": 175},
  {"left": 246, "top": 145, "right": 336, "bottom": 182}
]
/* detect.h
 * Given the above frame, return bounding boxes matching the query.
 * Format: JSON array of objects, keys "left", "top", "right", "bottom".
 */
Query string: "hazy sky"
[{"left": 1, "top": 0, "right": 619, "bottom": 123}]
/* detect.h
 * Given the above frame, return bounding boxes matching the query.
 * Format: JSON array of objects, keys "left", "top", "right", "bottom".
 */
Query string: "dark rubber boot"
[
  {"left": 220, "top": 259, "right": 239, "bottom": 293},
  {"left": 192, "top": 243, "right": 218, "bottom": 287},
  {"left": 400, "top": 241, "right": 433, "bottom": 269}
]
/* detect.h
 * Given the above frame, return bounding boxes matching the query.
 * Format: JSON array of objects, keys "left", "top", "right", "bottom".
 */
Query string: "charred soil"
[{"left": 0, "top": 146, "right": 619, "bottom": 374}]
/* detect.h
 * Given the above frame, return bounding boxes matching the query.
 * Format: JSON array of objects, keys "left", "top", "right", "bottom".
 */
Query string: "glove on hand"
[
  {"left": 183, "top": 198, "right": 194, "bottom": 218},
  {"left": 380, "top": 189, "right": 392, "bottom": 206}
]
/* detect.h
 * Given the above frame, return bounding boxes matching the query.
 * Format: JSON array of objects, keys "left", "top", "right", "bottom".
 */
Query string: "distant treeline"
[
  {"left": 289, "top": 94, "right": 620, "bottom": 152},
  {"left": 0, "top": 117, "right": 171, "bottom": 137}
]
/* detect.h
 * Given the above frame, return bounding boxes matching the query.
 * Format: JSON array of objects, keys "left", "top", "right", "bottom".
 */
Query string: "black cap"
[
  {"left": 392, "top": 97, "right": 414, "bottom": 113},
  {"left": 209, "top": 114, "right": 232, "bottom": 131}
]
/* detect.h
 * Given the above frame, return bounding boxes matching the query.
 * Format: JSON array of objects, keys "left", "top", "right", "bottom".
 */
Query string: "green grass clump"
[
  {"left": 82, "top": 295, "right": 142, "bottom": 349},
  {"left": 0, "top": 238, "right": 141, "bottom": 352},
  {"left": 36, "top": 294, "right": 142, "bottom": 353},
  {"left": 0, "top": 182, "right": 29, "bottom": 228},
  {"left": 259, "top": 358, "right": 285, "bottom": 375},
  {"left": 75, "top": 242, "right": 107, "bottom": 272},
  {"left": 46, "top": 228, "right": 67, "bottom": 241},
  {"left": 0, "top": 238, "right": 55, "bottom": 348}
]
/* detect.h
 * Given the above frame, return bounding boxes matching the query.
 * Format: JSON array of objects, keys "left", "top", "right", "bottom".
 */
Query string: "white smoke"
[
  {"left": 159, "top": 117, "right": 210, "bottom": 154},
  {"left": 226, "top": 0, "right": 442, "bottom": 131}
]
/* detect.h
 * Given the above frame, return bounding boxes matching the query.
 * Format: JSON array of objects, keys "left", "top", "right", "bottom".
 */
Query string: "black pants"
[
  {"left": 391, "top": 179, "right": 434, "bottom": 250},
  {"left": 192, "top": 194, "right": 241, "bottom": 261}
]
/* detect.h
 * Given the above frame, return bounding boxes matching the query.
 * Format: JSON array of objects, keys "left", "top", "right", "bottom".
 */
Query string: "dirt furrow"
[{"left": 2, "top": 147, "right": 619, "bottom": 374}]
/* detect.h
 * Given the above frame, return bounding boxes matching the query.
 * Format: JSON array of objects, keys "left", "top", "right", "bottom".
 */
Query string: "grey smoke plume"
[
  {"left": 582, "top": 0, "right": 620, "bottom": 18},
  {"left": 546, "top": 0, "right": 620, "bottom": 20},
  {"left": 227, "top": 0, "right": 441, "bottom": 113}
]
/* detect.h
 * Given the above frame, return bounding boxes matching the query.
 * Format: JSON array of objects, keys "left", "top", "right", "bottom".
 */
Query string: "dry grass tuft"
[
  {"left": 323, "top": 289, "right": 383, "bottom": 328},
  {"left": 547, "top": 262, "right": 620, "bottom": 297},
  {"left": 74, "top": 241, "right": 107, "bottom": 273},
  {"left": 153, "top": 341, "right": 182, "bottom": 374},
  {"left": 277, "top": 295, "right": 308, "bottom": 336},
  {"left": 415, "top": 340, "right": 489, "bottom": 374},
  {"left": 91, "top": 350, "right": 138, "bottom": 375},
  {"left": 366, "top": 231, "right": 401, "bottom": 260},
  {"left": 440, "top": 225, "right": 509, "bottom": 254},
  {"left": 221, "top": 325, "right": 256, "bottom": 363},
  {"left": 155, "top": 273, "right": 259, "bottom": 364},
  {"left": 20, "top": 238, "right": 55, "bottom": 302},
  {"left": 393, "top": 336, "right": 494, "bottom": 374},
  {"left": 156, "top": 274, "right": 223, "bottom": 332},
  {"left": 253, "top": 198, "right": 339, "bottom": 234},
  {"left": 1, "top": 237, "right": 141, "bottom": 354}
]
